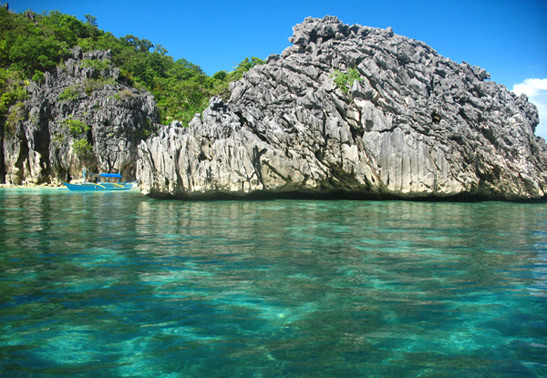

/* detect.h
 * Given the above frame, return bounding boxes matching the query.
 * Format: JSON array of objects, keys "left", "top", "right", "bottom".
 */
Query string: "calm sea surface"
[{"left": 0, "top": 188, "right": 546, "bottom": 377}]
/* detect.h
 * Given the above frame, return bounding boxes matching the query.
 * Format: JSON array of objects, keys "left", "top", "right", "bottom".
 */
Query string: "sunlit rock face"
[{"left": 138, "top": 16, "right": 547, "bottom": 200}]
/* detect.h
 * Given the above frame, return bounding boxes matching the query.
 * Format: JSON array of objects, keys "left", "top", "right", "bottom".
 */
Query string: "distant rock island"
[{"left": 137, "top": 16, "right": 546, "bottom": 200}]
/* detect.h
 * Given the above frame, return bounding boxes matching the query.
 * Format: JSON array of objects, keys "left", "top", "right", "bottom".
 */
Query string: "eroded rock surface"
[
  {"left": 1, "top": 47, "right": 158, "bottom": 185},
  {"left": 138, "top": 16, "right": 546, "bottom": 200}
]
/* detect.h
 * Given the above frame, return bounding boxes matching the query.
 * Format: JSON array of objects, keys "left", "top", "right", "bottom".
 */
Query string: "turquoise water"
[{"left": 0, "top": 188, "right": 546, "bottom": 377}]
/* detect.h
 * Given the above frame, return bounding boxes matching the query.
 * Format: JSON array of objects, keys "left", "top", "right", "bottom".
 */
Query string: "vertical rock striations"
[
  {"left": 138, "top": 16, "right": 546, "bottom": 200},
  {"left": 1, "top": 47, "right": 158, "bottom": 185}
]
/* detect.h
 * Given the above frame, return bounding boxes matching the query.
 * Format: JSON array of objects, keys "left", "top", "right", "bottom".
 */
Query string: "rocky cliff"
[
  {"left": 1, "top": 47, "right": 158, "bottom": 185},
  {"left": 138, "top": 16, "right": 547, "bottom": 200}
]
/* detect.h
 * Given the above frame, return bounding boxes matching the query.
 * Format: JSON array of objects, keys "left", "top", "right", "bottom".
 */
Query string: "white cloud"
[
  {"left": 513, "top": 78, "right": 547, "bottom": 97},
  {"left": 512, "top": 78, "right": 547, "bottom": 139}
]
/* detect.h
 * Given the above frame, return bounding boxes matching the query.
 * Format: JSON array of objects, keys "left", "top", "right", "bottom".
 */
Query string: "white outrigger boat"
[{"left": 63, "top": 170, "right": 135, "bottom": 191}]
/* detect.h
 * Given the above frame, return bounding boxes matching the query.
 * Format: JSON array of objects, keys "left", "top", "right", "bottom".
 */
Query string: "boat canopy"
[
  {"left": 97, "top": 173, "right": 122, "bottom": 178},
  {"left": 86, "top": 173, "right": 122, "bottom": 178}
]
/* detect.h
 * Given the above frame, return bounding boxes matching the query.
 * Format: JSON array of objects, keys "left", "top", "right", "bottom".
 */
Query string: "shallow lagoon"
[{"left": 0, "top": 188, "right": 546, "bottom": 377}]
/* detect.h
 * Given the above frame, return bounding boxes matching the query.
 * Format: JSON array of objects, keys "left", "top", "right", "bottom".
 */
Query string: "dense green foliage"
[{"left": 0, "top": 7, "right": 264, "bottom": 126}]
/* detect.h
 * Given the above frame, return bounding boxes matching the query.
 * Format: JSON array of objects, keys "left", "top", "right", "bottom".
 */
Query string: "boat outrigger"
[{"left": 63, "top": 170, "right": 135, "bottom": 191}]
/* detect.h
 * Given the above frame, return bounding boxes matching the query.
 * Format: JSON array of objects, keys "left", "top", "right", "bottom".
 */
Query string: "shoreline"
[
  {"left": 0, "top": 183, "right": 63, "bottom": 189},
  {"left": 1, "top": 184, "right": 544, "bottom": 202}
]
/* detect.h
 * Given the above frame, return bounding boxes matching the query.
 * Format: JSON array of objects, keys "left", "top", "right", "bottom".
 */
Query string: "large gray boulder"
[
  {"left": 138, "top": 16, "right": 547, "bottom": 200},
  {"left": 1, "top": 47, "right": 158, "bottom": 185}
]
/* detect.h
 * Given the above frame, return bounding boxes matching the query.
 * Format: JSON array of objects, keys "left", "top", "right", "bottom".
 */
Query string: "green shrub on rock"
[
  {"left": 330, "top": 68, "right": 363, "bottom": 94},
  {"left": 62, "top": 117, "right": 90, "bottom": 135},
  {"left": 58, "top": 85, "right": 80, "bottom": 101},
  {"left": 4, "top": 101, "right": 26, "bottom": 133},
  {"left": 81, "top": 59, "right": 111, "bottom": 71},
  {"left": 72, "top": 138, "right": 92, "bottom": 157}
]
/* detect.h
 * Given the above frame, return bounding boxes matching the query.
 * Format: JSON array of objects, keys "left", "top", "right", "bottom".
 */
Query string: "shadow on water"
[{"left": 148, "top": 187, "right": 547, "bottom": 203}]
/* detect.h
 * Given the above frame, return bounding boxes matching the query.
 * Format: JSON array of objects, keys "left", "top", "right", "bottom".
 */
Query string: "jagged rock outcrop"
[
  {"left": 1, "top": 47, "right": 158, "bottom": 185},
  {"left": 138, "top": 16, "right": 547, "bottom": 200}
]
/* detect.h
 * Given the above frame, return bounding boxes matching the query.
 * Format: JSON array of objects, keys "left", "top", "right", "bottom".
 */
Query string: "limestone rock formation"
[
  {"left": 1, "top": 47, "right": 158, "bottom": 185},
  {"left": 138, "top": 16, "right": 546, "bottom": 200}
]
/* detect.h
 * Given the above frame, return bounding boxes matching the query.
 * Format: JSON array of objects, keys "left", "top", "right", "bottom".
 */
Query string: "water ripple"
[{"left": 0, "top": 189, "right": 546, "bottom": 377}]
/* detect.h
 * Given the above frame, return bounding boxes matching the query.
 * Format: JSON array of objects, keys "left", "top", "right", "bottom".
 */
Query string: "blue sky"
[{"left": 9, "top": 0, "right": 547, "bottom": 137}]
